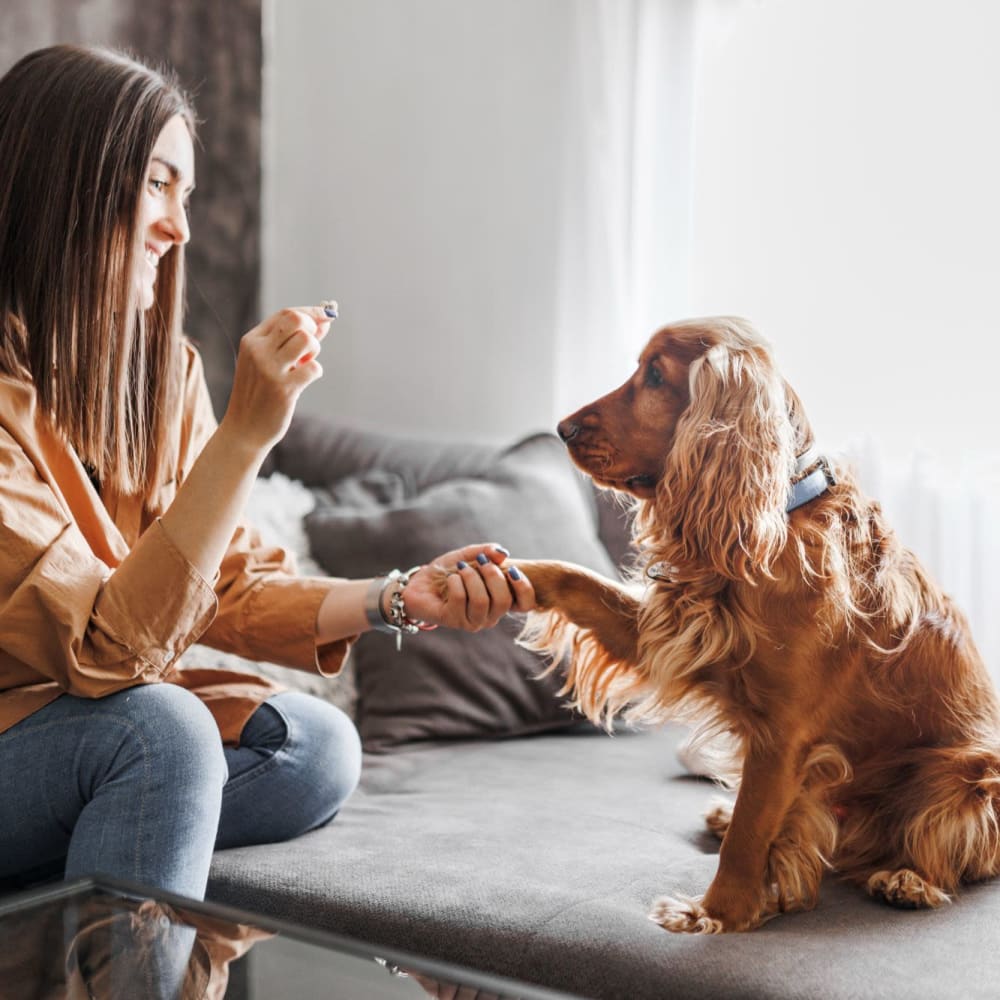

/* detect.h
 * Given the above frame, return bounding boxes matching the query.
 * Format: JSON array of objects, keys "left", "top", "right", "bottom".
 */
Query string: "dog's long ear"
[{"left": 657, "top": 342, "right": 796, "bottom": 581}]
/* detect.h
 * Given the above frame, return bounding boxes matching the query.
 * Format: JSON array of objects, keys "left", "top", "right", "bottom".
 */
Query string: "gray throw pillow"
[{"left": 304, "top": 433, "right": 619, "bottom": 752}]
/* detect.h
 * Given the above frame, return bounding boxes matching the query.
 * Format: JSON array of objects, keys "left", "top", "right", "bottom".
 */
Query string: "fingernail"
[
  {"left": 493, "top": 545, "right": 510, "bottom": 557},
  {"left": 508, "top": 566, "right": 522, "bottom": 581},
  {"left": 456, "top": 560, "right": 468, "bottom": 570},
  {"left": 476, "top": 553, "right": 489, "bottom": 566}
]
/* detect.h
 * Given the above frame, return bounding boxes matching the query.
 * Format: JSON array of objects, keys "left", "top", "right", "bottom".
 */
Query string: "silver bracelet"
[
  {"left": 364, "top": 566, "right": 427, "bottom": 650},
  {"left": 364, "top": 575, "right": 397, "bottom": 634}
]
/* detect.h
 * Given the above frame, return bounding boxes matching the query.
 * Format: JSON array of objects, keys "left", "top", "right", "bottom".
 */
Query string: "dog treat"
[{"left": 320, "top": 299, "right": 338, "bottom": 320}]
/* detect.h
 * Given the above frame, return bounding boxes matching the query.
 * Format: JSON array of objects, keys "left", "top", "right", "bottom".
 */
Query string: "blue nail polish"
[
  {"left": 456, "top": 560, "right": 468, "bottom": 570},
  {"left": 508, "top": 566, "right": 522, "bottom": 581},
  {"left": 323, "top": 305, "right": 338, "bottom": 319},
  {"left": 493, "top": 545, "right": 510, "bottom": 557},
  {"left": 476, "top": 553, "right": 489, "bottom": 566}
]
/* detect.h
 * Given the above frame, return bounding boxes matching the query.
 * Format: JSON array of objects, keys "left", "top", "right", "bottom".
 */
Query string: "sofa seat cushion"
[{"left": 208, "top": 724, "right": 1000, "bottom": 999}]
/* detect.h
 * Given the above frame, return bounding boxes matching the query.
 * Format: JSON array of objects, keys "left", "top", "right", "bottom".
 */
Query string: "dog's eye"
[{"left": 645, "top": 364, "right": 664, "bottom": 388}]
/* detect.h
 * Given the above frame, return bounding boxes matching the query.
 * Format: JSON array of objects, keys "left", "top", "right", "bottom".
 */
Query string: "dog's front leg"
[
  {"left": 510, "top": 558, "right": 640, "bottom": 664},
  {"left": 652, "top": 742, "right": 804, "bottom": 933}
]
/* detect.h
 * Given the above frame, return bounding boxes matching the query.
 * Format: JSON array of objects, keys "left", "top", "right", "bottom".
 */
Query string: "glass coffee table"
[{"left": 0, "top": 875, "right": 580, "bottom": 999}]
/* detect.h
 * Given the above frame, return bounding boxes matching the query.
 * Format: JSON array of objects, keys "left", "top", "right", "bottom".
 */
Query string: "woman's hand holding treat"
[{"left": 221, "top": 304, "right": 335, "bottom": 456}]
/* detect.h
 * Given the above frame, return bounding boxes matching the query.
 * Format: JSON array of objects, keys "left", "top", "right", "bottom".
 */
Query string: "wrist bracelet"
[
  {"left": 366, "top": 566, "right": 430, "bottom": 651},
  {"left": 364, "top": 575, "right": 397, "bottom": 635}
]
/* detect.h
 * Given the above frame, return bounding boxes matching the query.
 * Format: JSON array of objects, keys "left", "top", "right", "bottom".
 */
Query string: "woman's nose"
[{"left": 159, "top": 200, "right": 190, "bottom": 246}]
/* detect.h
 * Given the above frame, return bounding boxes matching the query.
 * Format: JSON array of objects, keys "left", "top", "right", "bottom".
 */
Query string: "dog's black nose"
[{"left": 557, "top": 419, "right": 579, "bottom": 443}]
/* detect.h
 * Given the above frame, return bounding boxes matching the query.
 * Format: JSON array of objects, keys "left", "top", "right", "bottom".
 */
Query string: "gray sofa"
[{"left": 206, "top": 416, "right": 1000, "bottom": 1000}]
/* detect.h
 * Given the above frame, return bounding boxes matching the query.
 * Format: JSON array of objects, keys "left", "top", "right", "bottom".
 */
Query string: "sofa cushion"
[
  {"left": 304, "top": 432, "right": 618, "bottom": 751},
  {"left": 209, "top": 723, "right": 1000, "bottom": 1000}
]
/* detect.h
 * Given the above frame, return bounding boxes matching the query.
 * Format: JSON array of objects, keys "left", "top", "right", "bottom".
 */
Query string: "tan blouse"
[{"left": 0, "top": 342, "right": 353, "bottom": 745}]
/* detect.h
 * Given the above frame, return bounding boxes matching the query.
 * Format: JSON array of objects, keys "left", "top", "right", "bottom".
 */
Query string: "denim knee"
[
  {"left": 106, "top": 684, "right": 229, "bottom": 796},
  {"left": 47, "top": 684, "right": 230, "bottom": 895},
  {"left": 218, "top": 692, "right": 361, "bottom": 848},
  {"left": 274, "top": 691, "right": 361, "bottom": 817}
]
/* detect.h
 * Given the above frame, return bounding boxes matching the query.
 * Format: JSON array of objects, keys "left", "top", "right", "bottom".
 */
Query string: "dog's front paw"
[
  {"left": 506, "top": 559, "right": 567, "bottom": 609},
  {"left": 648, "top": 894, "right": 725, "bottom": 934}
]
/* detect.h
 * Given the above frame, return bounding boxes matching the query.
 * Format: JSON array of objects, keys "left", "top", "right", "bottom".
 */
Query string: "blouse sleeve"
[{"left": 0, "top": 428, "right": 219, "bottom": 698}]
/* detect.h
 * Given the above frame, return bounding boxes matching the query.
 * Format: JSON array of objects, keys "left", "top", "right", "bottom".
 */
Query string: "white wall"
[
  {"left": 262, "top": 0, "right": 580, "bottom": 442},
  {"left": 265, "top": 1, "right": 1000, "bottom": 455},
  {"left": 689, "top": 0, "right": 1000, "bottom": 459},
  {"left": 262, "top": 0, "right": 698, "bottom": 442}
]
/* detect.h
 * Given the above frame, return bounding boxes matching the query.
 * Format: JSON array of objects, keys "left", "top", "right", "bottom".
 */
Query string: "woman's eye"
[{"left": 148, "top": 178, "right": 168, "bottom": 193}]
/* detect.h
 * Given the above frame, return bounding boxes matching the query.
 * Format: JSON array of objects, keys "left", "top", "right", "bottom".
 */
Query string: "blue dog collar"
[
  {"left": 642, "top": 448, "right": 835, "bottom": 582},
  {"left": 787, "top": 447, "right": 836, "bottom": 513}
]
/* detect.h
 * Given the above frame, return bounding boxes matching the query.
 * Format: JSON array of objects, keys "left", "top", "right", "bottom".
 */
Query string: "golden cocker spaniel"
[{"left": 513, "top": 316, "right": 1000, "bottom": 933}]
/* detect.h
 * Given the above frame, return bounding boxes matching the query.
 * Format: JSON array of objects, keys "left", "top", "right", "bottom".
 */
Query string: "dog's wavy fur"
[{"left": 513, "top": 316, "right": 1000, "bottom": 933}]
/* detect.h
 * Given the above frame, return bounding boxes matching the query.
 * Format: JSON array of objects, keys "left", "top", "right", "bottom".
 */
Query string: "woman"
[{"left": 0, "top": 44, "right": 534, "bottom": 902}]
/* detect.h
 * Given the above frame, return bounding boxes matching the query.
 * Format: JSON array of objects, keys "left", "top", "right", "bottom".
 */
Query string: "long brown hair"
[{"left": 0, "top": 44, "right": 196, "bottom": 500}]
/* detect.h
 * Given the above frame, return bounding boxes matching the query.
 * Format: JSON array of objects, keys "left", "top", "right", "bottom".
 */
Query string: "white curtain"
[
  {"left": 551, "top": 0, "right": 699, "bottom": 418},
  {"left": 550, "top": 0, "right": 757, "bottom": 420}
]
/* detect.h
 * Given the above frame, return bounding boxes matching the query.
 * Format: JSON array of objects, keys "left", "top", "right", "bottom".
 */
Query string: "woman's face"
[{"left": 134, "top": 113, "right": 194, "bottom": 311}]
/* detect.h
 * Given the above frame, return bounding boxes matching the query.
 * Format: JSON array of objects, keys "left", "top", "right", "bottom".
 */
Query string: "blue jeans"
[{"left": 0, "top": 685, "right": 362, "bottom": 899}]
